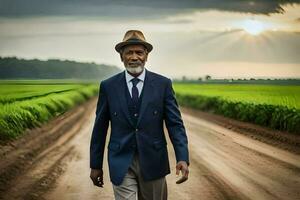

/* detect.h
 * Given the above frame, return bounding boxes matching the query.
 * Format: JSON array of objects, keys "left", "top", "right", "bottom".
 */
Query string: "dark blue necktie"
[{"left": 131, "top": 77, "right": 140, "bottom": 104}]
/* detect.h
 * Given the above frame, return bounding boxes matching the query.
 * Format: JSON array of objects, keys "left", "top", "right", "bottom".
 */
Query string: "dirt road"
[{"left": 1, "top": 98, "right": 300, "bottom": 200}]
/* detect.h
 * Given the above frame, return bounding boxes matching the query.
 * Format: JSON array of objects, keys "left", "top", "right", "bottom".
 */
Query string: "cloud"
[
  {"left": 0, "top": 0, "right": 300, "bottom": 19},
  {"left": 148, "top": 30, "right": 300, "bottom": 64}
]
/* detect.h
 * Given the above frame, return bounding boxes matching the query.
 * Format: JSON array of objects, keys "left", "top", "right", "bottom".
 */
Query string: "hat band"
[{"left": 125, "top": 38, "right": 145, "bottom": 43}]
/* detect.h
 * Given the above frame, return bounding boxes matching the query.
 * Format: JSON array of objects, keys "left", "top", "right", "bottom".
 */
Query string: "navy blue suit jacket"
[{"left": 90, "top": 69, "right": 189, "bottom": 186}]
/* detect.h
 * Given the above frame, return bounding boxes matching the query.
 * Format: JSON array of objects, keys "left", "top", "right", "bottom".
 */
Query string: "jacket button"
[
  {"left": 154, "top": 110, "right": 158, "bottom": 115},
  {"left": 134, "top": 113, "right": 138, "bottom": 117},
  {"left": 113, "top": 112, "right": 117, "bottom": 116},
  {"left": 135, "top": 128, "right": 138, "bottom": 132}
]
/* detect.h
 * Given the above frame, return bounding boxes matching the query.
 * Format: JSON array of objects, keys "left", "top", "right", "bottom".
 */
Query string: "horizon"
[{"left": 1, "top": 56, "right": 300, "bottom": 80}]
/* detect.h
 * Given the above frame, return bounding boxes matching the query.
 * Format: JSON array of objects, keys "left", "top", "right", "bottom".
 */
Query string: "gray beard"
[{"left": 125, "top": 65, "right": 144, "bottom": 74}]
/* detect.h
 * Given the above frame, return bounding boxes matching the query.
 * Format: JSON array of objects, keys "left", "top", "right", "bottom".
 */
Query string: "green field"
[
  {"left": 174, "top": 84, "right": 300, "bottom": 109},
  {"left": 0, "top": 81, "right": 99, "bottom": 139},
  {"left": 1, "top": 81, "right": 299, "bottom": 139},
  {"left": 173, "top": 84, "right": 300, "bottom": 134}
]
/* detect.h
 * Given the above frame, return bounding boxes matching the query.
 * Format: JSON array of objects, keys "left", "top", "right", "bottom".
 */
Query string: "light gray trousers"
[{"left": 112, "top": 152, "right": 168, "bottom": 200}]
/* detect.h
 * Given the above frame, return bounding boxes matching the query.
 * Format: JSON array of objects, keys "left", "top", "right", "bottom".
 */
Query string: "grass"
[
  {"left": 0, "top": 81, "right": 99, "bottom": 139},
  {"left": 173, "top": 84, "right": 300, "bottom": 109},
  {"left": 173, "top": 83, "right": 300, "bottom": 134}
]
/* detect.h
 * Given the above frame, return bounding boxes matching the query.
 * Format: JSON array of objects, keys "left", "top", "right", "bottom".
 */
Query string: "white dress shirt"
[{"left": 125, "top": 68, "right": 146, "bottom": 98}]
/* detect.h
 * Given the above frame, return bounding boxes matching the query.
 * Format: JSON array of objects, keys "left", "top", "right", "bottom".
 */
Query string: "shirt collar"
[{"left": 125, "top": 68, "right": 146, "bottom": 83}]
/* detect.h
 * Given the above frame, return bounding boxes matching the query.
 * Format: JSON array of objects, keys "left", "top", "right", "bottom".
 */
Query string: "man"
[{"left": 90, "top": 30, "right": 189, "bottom": 200}]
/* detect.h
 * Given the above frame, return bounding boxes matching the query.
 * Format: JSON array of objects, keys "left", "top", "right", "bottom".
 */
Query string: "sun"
[{"left": 241, "top": 19, "right": 265, "bottom": 35}]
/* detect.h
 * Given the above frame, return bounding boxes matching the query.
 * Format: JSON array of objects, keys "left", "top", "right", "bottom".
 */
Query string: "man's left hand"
[{"left": 175, "top": 161, "right": 189, "bottom": 184}]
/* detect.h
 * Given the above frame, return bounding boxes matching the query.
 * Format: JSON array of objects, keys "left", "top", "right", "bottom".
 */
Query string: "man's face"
[{"left": 121, "top": 44, "right": 148, "bottom": 74}]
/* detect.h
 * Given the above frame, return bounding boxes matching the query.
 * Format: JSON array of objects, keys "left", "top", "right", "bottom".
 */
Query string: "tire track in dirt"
[
  {"left": 0, "top": 98, "right": 97, "bottom": 200},
  {"left": 178, "top": 113, "right": 300, "bottom": 200}
]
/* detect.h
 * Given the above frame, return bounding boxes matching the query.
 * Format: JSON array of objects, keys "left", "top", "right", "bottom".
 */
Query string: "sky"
[{"left": 0, "top": 0, "right": 300, "bottom": 79}]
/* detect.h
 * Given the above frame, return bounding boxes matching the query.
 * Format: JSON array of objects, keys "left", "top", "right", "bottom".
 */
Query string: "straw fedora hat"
[{"left": 115, "top": 30, "right": 153, "bottom": 53}]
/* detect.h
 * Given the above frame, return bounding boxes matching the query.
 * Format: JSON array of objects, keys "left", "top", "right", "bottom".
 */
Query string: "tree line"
[
  {"left": 0, "top": 57, "right": 121, "bottom": 80},
  {"left": 174, "top": 75, "right": 300, "bottom": 85}
]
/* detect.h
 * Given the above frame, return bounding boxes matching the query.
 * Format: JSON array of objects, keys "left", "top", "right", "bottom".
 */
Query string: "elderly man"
[{"left": 90, "top": 30, "right": 189, "bottom": 200}]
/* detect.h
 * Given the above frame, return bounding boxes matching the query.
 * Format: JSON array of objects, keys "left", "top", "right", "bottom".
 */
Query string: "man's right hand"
[{"left": 90, "top": 169, "right": 104, "bottom": 188}]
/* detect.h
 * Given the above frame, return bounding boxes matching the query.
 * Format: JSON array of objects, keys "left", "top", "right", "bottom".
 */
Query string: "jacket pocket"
[
  {"left": 148, "top": 103, "right": 162, "bottom": 117},
  {"left": 153, "top": 140, "right": 167, "bottom": 150}
]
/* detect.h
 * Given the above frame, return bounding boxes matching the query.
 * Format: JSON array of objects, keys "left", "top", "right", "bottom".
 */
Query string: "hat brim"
[{"left": 115, "top": 41, "right": 153, "bottom": 53}]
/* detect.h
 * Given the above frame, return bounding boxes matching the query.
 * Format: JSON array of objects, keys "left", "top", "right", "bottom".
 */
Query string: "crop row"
[
  {"left": 175, "top": 93, "right": 300, "bottom": 134},
  {"left": 0, "top": 84, "right": 84, "bottom": 104},
  {"left": 0, "top": 85, "right": 98, "bottom": 139},
  {"left": 173, "top": 84, "right": 300, "bottom": 110}
]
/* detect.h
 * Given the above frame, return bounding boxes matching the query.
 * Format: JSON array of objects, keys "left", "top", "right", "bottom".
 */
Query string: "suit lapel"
[
  {"left": 114, "top": 71, "right": 135, "bottom": 127},
  {"left": 137, "top": 69, "right": 154, "bottom": 126}
]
